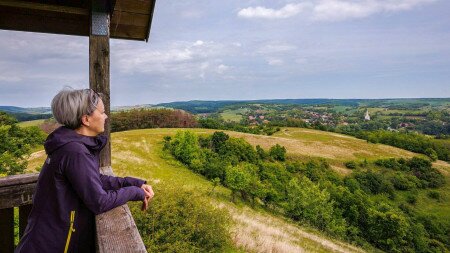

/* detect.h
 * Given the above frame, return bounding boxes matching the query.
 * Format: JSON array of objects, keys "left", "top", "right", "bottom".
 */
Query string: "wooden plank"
[
  {"left": 114, "top": 0, "right": 152, "bottom": 14},
  {"left": 19, "top": 205, "right": 33, "bottom": 239},
  {"left": 0, "top": 173, "right": 38, "bottom": 188},
  {"left": 0, "top": 208, "right": 14, "bottom": 253},
  {"left": 96, "top": 166, "right": 146, "bottom": 253},
  {"left": 0, "top": 0, "right": 88, "bottom": 15},
  {"left": 0, "top": 183, "right": 35, "bottom": 209},
  {"left": 110, "top": 24, "right": 147, "bottom": 40},
  {"left": 111, "top": 11, "right": 149, "bottom": 26},
  {"left": 0, "top": 8, "right": 89, "bottom": 37}
]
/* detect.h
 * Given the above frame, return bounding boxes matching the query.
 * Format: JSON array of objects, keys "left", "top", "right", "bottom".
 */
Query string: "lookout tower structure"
[{"left": 0, "top": 0, "right": 156, "bottom": 252}]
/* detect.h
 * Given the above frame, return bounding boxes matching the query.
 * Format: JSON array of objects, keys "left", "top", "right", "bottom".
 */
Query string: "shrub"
[
  {"left": 269, "top": 144, "right": 286, "bottom": 161},
  {"left": 171, "top": 131, "right": 201, "bottom": 166},
  {"left": 425, "top": 148, "right": 438, "bottom": 161},
  {"left": 427, "top": 191, "right": 441, "bottom": 201},
  {"left": 256, "top": 145, "right": 268, "bottom": 160},
  {"left": 390, "top": 173, "right": 419, "bottom": 191},
  {"left": 131, "top": 184, "right": 232, "bottom": 253},
  {"left": 219, "top": 138, "right": 258, "bottom": 164},
  {"left": 0, "top": 115, "right": 46, "bottom": 175},
  {"left": 408, "top": 157, "right": 445, "bottom": 188},
  {"left": 406, "top": 193, "right": 418, "bottom": 205},
  {"left": 365, "top": 205, "right": 410, "bottom": 252},
  {"left": 259, "top": 162, "right": 290, "bottom": 204},
  {"left": 211, "top": 131, "right": 229, "bottom": 152},
  {"left": 225, "top": 163, "right": 261, "bottom": 202},
  {"left": 286, "top": 177, "right": 347, "bottom": 236},
  {"left": 344, "top": 161, "right": 357, "bottom": 169}
]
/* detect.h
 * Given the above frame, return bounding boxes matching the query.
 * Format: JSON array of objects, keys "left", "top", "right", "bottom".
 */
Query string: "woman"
[{"left": 15, "top": 88, "right": 154, "bottom": 253}]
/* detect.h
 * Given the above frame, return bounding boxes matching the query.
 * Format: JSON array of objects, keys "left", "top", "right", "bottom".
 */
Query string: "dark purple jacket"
[{"left": 15, "top": 126, "right": 146, "bottom": 253}]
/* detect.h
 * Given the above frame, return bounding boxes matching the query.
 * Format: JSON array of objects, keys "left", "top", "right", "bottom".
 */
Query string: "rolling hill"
[{"left": 27, "top": 127, "right": 450, "bottom": 252}]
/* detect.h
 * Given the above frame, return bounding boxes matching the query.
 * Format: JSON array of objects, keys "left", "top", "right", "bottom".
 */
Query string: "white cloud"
[
  {"left": 257, "top": 42, "right": 297, "bottom": 54},
  {"left": 238, "top": 3, "right": 310, "bottom": 19},
  {"left": 312, "top": 0, "right": 437, "bottom": 21},
  {"left": 180, "top": 9, "right": 203, "bottom": 19},
  {"left": 216, "top": 64, "right": 230, "bottom": 74},
  {"left": 193, "top": 40, "right": 204, "bottom": 46},
  {"left": 267, "top": 58, "right": 284, "bottom": 66},
  {"left": 237, "top": 0, "right": 437, "bottom": 21},
  {"left": 0, "top": 75, "right": 22, "bottom": 82},
  {"left": 113, "top": 40, "right": 237, "bottom": 80}
]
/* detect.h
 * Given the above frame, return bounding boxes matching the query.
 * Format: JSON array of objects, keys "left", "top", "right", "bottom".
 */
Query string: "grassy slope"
[
  {"left": 27, "top": 127, "right": 450, "bottom": 252},
  {"left": 17, "top": 119, "right": 45, "bottom": 127}
]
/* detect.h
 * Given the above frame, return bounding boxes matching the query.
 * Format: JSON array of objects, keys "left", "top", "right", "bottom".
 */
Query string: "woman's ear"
[{"left": 80, "top": 114, "right": 90, "bottom": 126}]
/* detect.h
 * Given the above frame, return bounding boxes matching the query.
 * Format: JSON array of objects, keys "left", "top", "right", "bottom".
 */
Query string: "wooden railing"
[{"left": 0, "top": 167, "right": 146, "bottom": 253}]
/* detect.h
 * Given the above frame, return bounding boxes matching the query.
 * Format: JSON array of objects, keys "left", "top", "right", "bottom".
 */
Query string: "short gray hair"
[{"left": 51, "top": 87, "right": 103, "bottom": 129}]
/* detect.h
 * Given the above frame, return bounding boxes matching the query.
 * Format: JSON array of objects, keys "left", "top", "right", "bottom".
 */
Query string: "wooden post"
[
  {"left": 89, "top": 2, "right": 146, "bottom": 252},
  {"left": 0, "top": 208, "right": 14, "bottom": 253},
  {"left": 89, "top": 0, "right": 111, "bottom": 167},
  {"left": 19, "top": 204, "right": 33, "bottom": 238}
]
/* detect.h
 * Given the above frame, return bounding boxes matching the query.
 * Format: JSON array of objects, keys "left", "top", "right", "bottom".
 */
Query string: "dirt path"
[{"left": 223, "top": 204, "right": 365, "bottom": 253}]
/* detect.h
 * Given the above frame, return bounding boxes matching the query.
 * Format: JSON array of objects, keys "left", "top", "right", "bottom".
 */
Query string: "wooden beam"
[
  {"left": 89, "top": 9, "right": 111, "bottom": 167},
  {"left": 96, "top": 167, "right": 147, "bottom": 253},
  {"left": 89, "top": 6, "right": 146, "bottom": 252},
  {"left": 0, "top": 7, "right": 89, "bottom": 37},
  {"left": 0, "top": 174, "right": 38, "bottom": 209},
  {"left": 0, "top": 173, "right": 39, "bottom": 188},
  {"left": 0, "top": 0, "right": 88, "bottom": 15},
  {"left": 114, "top": 0, "right": 153, "bottom": 14}
]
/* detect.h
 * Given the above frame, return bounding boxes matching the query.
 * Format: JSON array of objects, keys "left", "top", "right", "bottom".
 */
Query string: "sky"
[{"left": 1, "top": 0, "right": 450, "bottom": 107}]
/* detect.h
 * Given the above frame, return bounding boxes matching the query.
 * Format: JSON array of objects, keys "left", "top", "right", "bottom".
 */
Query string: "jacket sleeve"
[
  {"left": 64, "top": 152, "right": 145, "bottom": 215},
  {"left": 99, "top": 174, "right": 146, "bottom": 191}
]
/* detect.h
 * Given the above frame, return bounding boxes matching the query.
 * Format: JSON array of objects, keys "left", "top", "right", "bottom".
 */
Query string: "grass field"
[
  {"left": 220, "top": 108, "right": 248, "bottom": 122},
  {"left": 27, "top": 127, "right": 450, "bottom": 252},
  {"left": 17, "top": 119, "right": 45, "bottom": 127}
]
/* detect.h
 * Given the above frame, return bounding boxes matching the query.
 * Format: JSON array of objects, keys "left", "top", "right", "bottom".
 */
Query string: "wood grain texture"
[
  {"left": 96, "top": 166, "right": 147, "bottom": 253},
  {"left": 0, "top": 173, "right": 38, "bottom": 187},
  {"left": 0, "top": 182, "right": 36, "bottom": 209},
  {"left": 89, "top": 24, "right": 111, "bottom": 167}
]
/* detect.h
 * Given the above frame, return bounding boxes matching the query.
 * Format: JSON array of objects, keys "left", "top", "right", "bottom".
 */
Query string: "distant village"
[{"left": 243, "top": 108, "right": 416, "bottom": 131}]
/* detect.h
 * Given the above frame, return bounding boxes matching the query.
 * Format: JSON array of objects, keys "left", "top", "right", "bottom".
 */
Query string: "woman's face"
[{"left": 87, "top": 98, "right": 108, "bottom": 135}]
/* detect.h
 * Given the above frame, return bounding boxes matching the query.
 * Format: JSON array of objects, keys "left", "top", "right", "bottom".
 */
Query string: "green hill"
[{"left": 27, "top": 127, "right": 450, "bottom": 252}]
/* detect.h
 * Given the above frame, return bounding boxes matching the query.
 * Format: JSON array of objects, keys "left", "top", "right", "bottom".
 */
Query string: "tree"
[
  {"left": 425, "top": 148, "right": 438, "bottom": 161},
  {"left": 0, "top": 113, "right": 46, "bottom": 176},
  {"left": 171, "top": 131, "right": 201, "bottom": 166},
  {"left": 269, "top": 144, "right": 286, "bottom": 161},
  {"left": 286, "top": 177, "right": 346, "bottom": 236},
  {"left": 211, "top": 131, "right": 229, "bottom": 152}
]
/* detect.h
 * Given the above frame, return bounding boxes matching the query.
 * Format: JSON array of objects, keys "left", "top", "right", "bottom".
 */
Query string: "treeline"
[
  {"left": 198, "top": 116, "right": 280, "bottom": 135},
  {"left": 0, "top": 112, "right": 46, "bottom": 176},
  {"left": 311, "top": 124, "right": 450, "bottom": 161},
  {"left": 354, "top": 130, "right": 450, "bottom": 161},
  {"left": 110, "top": 108, "right": 197, "bottom": 132},
  {"left": 164, "top": 131, "right": 449, "bottom": 252},
  {"left": 9, "top": 113, "right": 52, "bottom": 122}
]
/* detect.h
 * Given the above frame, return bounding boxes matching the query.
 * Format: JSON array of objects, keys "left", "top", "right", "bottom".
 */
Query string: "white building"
[{"left": 364, "top": 109, "right": 371, "bottom": 121}]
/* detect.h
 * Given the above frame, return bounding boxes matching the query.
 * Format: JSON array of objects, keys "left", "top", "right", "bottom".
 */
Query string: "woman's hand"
[{"left": 141, "top": 184, "right": 154, "bottom": 211}]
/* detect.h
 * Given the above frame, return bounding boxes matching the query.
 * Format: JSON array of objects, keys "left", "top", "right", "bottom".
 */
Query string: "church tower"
[{"left": 364, "top": 109, "right": 371, "bottom": 121}]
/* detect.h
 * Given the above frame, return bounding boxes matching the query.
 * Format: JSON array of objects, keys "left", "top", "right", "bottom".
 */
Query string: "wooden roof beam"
[{"left": 0, "top": 0, "right": 88, "bottom": 15}]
